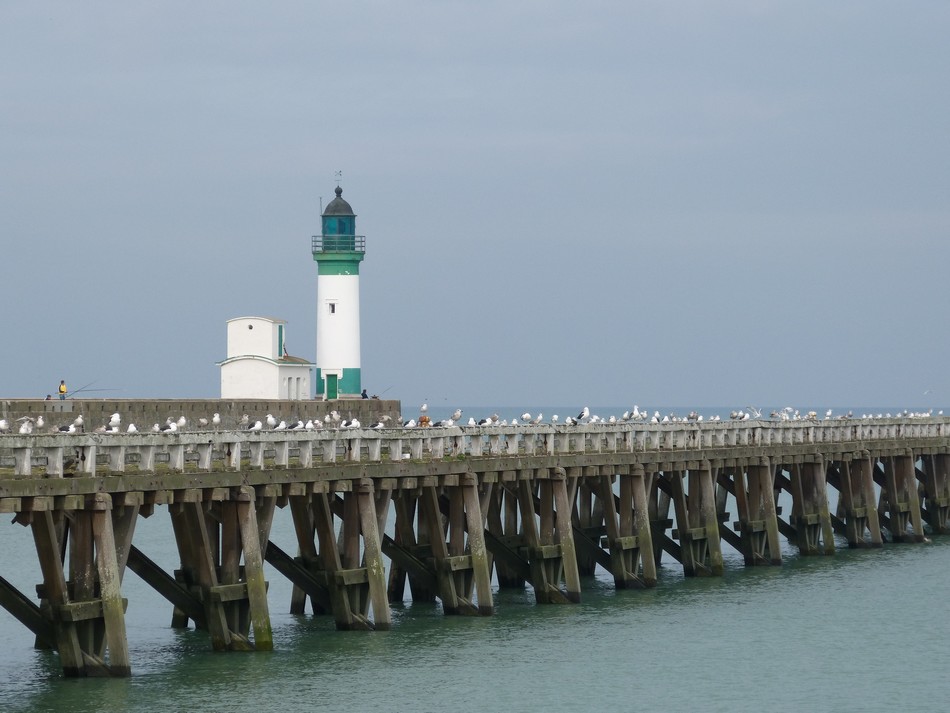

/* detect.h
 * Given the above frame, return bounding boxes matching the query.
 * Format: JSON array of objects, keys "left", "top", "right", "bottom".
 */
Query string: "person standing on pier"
[{"left": 58, "top": 380, "right": 67, "bottom": 400}]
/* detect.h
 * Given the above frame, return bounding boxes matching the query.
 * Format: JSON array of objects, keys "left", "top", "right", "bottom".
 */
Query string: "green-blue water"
[{"left": 2, "top": 405, "right": 948, "bottom": 711}]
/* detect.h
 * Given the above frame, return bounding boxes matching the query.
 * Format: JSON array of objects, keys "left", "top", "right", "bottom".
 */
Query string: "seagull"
[
  {"left": 577, "top": 406, "right": 590, "bottom": 421},
  {"left": 521, "top": 412, "right": 532, "bottom": 422},
  {"left": 248, "top": 420, "right": 263, "bottom": 431},
  {"left": 420, "top": 403, "right": 428, "bottom": 414},
  {"left": 403, "top": 418, "right": 417, "bottom": 428},
  {"left": 467, "top": 417, "right": 477, "bottom": 426},
  {"left": 212, "top": 413, "right": 221, "bottom": 429},
  {"left": 451, "top": 408, "right": 462, "bottom": 421},
  {"left": 477, "top": 417, "right": 492, "bottom": 426},
  {"left": 72, "top": 414, "right": 84, "bottom": 430},
  {"left": 176, "top": 416, "right": 187, "bottom": 429},
  {"left": 18, "top": 417, "right": 35, "bottom": 434},
  {"left": 238, "top": 414, "right": 249, "bottom": 428},
  {"left": 0, "top": 418, "right": 9, "bottom": 433},
  {"left": 289, "top": 420, "right": 305, "bottom": 430},
  {"left": 127, "top": 423, "right": 138, "bottom": 433},
  {"left": 151, "top": 423, "right": 161, "bottom": 432},
  {"left": 371, "top": 420, "right": 386, "bottom": 429},
  {"left": 109, "top": 413, "right": 121, "bottom": 429},
  {"left": 551, "top": 415, "right": 559, "bottom": 423},
  {"left": 274, "top": 420, "right": 288, "bottom": 431},
  {"left": 198, "top": 417, "right": 209, "bottom": 428},
  {"left": 36, "top": 415, "right": 45, "bottom": 429},
  {"left": 57, "top": 423, "right": 77, "bottom": 434},
  {"left": 160, "top": 421, "right": 178, "bottom": 433},
  {"left": 345, "top": 418, "right": 361, "bottom": 429},
  {"left": 532, "top": 413, "right": 543, "bottom": 424},
  {"left": 266, "top": 414, "right": 277, "bottom": 429},
  {"left": 305, "top": 419, "right": 315, "bottom": 430}
]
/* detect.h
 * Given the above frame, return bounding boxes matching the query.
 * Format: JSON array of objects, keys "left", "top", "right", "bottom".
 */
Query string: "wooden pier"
[{"left": 1, "top": 417, "right": 948, "bottom": 677}]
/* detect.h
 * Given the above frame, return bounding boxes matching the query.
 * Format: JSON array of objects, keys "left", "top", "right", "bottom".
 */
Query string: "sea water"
[{"left": 1, "top": 405, "right": 948, "bottom": 712}]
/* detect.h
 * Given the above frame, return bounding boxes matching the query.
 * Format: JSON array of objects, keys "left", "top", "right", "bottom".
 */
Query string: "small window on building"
[{"left": 328, "top": 302, "right": 337, "bottom": 315}]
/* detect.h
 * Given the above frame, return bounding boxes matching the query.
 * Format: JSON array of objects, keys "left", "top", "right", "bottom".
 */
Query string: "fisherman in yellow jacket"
[{"left": 58, "top": 380, "right": 67, "bottom": 400}]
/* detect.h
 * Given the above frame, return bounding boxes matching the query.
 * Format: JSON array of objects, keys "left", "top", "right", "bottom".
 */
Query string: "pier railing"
[{"left": 2, "top": 418, "right": 948, "bottom": 477}]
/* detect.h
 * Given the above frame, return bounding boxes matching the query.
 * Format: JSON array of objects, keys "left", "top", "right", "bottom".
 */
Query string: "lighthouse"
[{"left": 312, "top": 185, "right": 365, "bottom": 399}]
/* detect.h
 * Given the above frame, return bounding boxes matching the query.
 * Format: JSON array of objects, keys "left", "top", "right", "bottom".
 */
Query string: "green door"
[{"left": 326, "top": 374, "right": 338, "bottom": 400}]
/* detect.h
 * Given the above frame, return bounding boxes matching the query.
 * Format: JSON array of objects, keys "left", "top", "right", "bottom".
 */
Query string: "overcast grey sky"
[{"left": 2, "top": 2, "right": 948, "bottom": 409}]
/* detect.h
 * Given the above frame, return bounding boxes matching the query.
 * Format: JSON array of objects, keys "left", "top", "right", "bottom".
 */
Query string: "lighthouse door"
[{"left": 326, "top": 374, "right": 338, "bottom": 400}]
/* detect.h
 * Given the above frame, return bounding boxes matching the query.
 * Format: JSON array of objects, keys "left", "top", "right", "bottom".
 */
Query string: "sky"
[{"left": 1, "top": 1, "right": 948, "bottom": 410}]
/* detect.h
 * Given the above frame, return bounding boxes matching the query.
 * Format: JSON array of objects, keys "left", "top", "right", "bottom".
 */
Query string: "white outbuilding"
[{"left": 217, "top": 316, "right": 313, "bottom": 399}]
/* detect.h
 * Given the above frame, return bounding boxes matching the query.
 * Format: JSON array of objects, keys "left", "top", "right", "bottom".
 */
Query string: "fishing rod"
[
  {"left": 68, "top": 382, "right": 123, "bottom": 398},
  {"left": 65, "top": 380, "right": 98, "bottom": 398}
]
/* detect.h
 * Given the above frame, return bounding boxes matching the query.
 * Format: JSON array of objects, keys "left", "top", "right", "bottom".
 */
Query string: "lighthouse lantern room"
[{"left": 312, "top": 185, "right": 365, "bottom": 399}]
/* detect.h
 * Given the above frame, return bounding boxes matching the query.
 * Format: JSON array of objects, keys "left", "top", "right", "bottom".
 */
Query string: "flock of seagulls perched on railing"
[{"left": 0, "top": 404, "right": 945, "bottom": 436}]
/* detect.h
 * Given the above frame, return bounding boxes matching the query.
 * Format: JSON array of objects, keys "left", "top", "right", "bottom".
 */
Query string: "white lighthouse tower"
[{"left": 312, "top": 185, "right": 365, "bottom": 399}]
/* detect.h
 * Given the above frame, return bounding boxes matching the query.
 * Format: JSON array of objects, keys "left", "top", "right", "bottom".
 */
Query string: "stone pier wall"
[{"left": 0, "top": 398, "right": 402, "bottom": 431}]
